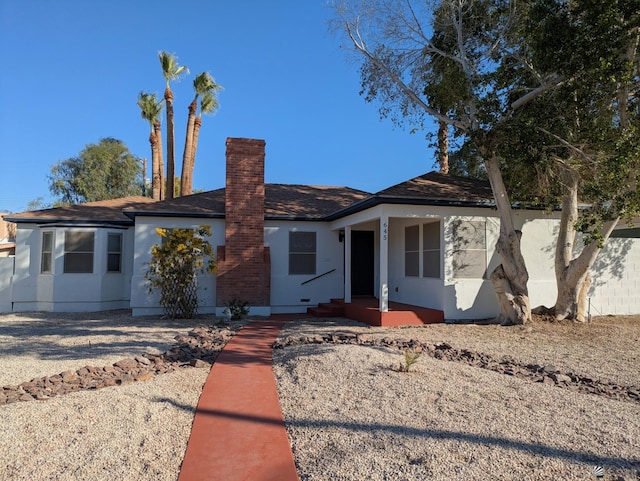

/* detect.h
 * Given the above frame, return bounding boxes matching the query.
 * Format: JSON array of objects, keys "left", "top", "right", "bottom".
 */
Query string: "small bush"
[
  {"left": 224, "top": 298, "right": 249, "bottom": 320},
  {"left": 399, "top": 349, "right": 421, "bottom": 372}
]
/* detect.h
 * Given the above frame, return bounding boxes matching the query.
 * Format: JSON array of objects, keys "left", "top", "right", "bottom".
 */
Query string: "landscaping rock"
[
  {"left": 0, "top": 321, "right": 241, "bottom": 406},
  {"left": 273, "top": 332, "right": 640, "bottom": 405}
]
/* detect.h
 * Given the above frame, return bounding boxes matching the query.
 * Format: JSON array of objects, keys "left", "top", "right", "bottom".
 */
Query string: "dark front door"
[{"left": 351, "top": 231, "right": 375, "bottom": 296}]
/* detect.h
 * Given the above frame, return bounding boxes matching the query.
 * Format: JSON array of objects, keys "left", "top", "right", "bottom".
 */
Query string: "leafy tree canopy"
[{"left": 48, "top": 138, "right": 145, "bottom": 204}]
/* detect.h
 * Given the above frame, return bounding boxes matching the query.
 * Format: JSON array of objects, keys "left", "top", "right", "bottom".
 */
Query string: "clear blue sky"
[{"left": 0, "top": 0, "right": 437, "bottom": 213}]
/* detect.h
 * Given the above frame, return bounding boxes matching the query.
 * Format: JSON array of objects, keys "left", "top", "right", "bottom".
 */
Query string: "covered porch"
[{"left": 329, "top": 203, "right": 447, "bottom": 325}]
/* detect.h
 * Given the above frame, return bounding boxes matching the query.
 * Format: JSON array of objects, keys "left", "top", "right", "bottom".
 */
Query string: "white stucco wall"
[
  {"left": 130, "top": 217, "right": 224, "bottom": 316},
  {"left": 265, "top": 220, "right": 344, "bottom": 313},
  {"left": 0, "top": 256, "right": 14, "bottom": 312},
  {"left": 10, "top": 225, "right": 135, "bottom": 312}
]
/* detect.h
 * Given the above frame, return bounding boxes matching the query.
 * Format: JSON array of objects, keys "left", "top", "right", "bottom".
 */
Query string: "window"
[
  {"left": 289, "top": 231, "right": 316, "bottom": 275},
  {"left": 64, "top": 231, "right": 94, "bottom": 273},
  {"left": 404, "top": 225, "right": 420, "bottom": 277},
  {"left": 107, "top": 233, "right": 122, "bottom": 273},
  {"left": 41, "top": 231, "right": 54, "bottom": 274},
  {"left": 451, "top": 220, "right": 487, "bottom": 278},
  {"left": 422, "top": 222, "right": 440, "bottom": 278}
]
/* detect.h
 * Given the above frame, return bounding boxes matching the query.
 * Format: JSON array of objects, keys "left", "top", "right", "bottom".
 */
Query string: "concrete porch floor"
[{"left": 320, "top": 297, "right": 445, "bottom": 327}]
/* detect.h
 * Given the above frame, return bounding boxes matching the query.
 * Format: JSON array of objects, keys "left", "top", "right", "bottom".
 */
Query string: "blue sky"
[{"left": 0, "top": 0, "right": 437, "bottom": 213}]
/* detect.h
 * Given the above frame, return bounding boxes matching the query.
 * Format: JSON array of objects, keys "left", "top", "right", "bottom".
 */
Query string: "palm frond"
[
  {"left": 193, "top": 72, "right": 223, "bottom": 97},
  {"left": 158, "top": 51, "right": 189, "bottom": 84},
  {"left": 137, "top": 91, "right": 163, "bottom": 124},
  {"left": 198, "top": 91, "right": 219, "bottom": 115}
]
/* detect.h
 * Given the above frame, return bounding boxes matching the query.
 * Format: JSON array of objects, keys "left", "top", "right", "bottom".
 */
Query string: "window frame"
[
  {"left": 40, "top": 231, "right": 54, "bottom": 274},
  {"left": 107, "top": 233, "right": 123, "bottom": 273},
  {"left": 422, "top": 221, "right": 441, "bottom": 279},
  {"left": 288, "top": 231, "right": 316, "bottom": 275},
  {"left": 451, "top": 220, "right": 487, "bottom": 279},
  {"left": 63, "top": 231, "right": 95, "bottom": 274},
  {"left": 404, "top": 224, "right": 420, "bottom": 277}
]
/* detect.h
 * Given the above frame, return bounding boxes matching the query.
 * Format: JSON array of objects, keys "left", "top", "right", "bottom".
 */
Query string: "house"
[
  {"left": 3, "top": 137, "right": 639, "bottom": 324},
  {"left": 0, "top": 214, "right": 16, "bottom": 257}
]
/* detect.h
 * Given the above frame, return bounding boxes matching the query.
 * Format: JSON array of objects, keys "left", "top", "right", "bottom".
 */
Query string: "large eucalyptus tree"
[{"left": 334, "top": 0, "right": 565, "bottom": 324}]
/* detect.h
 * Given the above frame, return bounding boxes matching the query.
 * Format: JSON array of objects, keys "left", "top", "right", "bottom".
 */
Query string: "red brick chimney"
[{"left": 216, "top": 138, "right": 271, "bottom": 313}]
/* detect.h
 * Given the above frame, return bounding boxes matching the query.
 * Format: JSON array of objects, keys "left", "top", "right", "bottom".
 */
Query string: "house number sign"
[{"left": 383, "top": 222, "right": 388, "bottom": 241}]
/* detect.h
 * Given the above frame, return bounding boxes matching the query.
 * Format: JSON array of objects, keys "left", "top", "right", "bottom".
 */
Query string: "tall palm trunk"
[
  {"left": 154, "top": 121, "right": 164, "bottom": 201},
  {"left": 180, "top": 99, "right": 198, "bottom": 196},
  {"left": 149, "top": 131, "right": 161, "bottom": 201},
  {"left": 190, "top": 115, "right": 203, "bottom": 178},
  {"left": 165, "top": 87, "right": 176, "bottom": 200}
]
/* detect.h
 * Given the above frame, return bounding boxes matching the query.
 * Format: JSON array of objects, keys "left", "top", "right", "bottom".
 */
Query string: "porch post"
[
  {"left": 344, "top": 225, "right": 352, "bottom": 303},
  {"left": 379, "top": 216, "right": 389, "bottom": 312}
]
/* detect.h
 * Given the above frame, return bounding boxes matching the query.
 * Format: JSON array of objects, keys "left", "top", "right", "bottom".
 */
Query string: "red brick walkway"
[{"left": 178, "top": 319, "right": 300, "bottom": 481}]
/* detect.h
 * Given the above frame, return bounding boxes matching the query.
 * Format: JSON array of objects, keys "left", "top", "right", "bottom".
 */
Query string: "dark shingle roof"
[
  {"left": 6, "top": 173, "right": 496, "bottom": 225},
  {"left": 375, "top": 171, "right": 493, "bottom": 201},
  {"left": 5, "top": 196, "right": 156, "bottom": 225},
  {"left": 124, "top": 184, "right": 372, "bottom": 220}
]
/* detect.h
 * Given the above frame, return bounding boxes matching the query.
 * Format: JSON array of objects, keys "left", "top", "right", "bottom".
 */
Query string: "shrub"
[{"left": 145, "top": 225, "right": 216, "bottom": 319}]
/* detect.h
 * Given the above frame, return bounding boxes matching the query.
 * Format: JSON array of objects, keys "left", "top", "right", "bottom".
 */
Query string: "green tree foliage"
[
  {"left": 492, "top": 0, "right": 640, "bottom": 320},
  {"left": 48, "top": 138, "right": 144, "bottom": 205},
  {"left": 145, "top": 225, "right": 216, "bottom": 319}
]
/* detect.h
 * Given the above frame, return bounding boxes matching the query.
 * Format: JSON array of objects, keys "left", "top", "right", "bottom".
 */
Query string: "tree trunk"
[
  {"left": 437, "top": 121, "right": 449, "bottom": 174},
  {"left": 154, "top": 121, "right": 164, "bottom": 201},
  {"left": 180, "top": 100, "right": 198, "bottom": 196},
  {"left": 484, "top": 155, "right": 531, "bottom": 325},
  {"left": 165, "top": 87, "right": 175, "bottom": 200},
  {"left": 150, "top": 132, "right": 161, "bottom": 201},
  {"left": 190, "top": 116, "right": 203, "bottom": 185},
  {"left": 552, "top": 167, "right": 619, "bottom": 321}
]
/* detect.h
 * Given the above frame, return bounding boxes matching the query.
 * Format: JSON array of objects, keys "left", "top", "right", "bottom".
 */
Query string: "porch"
[{"left": 308, "top": 297, "right": 444, "bottom": 327}]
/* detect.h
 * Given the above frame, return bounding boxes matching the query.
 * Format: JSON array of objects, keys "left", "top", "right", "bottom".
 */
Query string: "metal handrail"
[{"left": 301, "top": 268, "right": 336, "bottom": 286}]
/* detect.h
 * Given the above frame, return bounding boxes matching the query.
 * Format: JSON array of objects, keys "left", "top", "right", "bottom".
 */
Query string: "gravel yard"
[{"left": 1, "top": 310, "right": 639, "bottom": 480}]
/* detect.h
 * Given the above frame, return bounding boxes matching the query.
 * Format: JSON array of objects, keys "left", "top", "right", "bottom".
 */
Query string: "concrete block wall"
[{"left": 589, "top": 236, "right": 640, "bottom": 315}]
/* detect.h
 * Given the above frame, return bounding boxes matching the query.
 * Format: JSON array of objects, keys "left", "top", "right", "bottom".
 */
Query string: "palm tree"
[
  {"left": 137, "top": 92, "right": 164, "bottom": 200},
  {"left": 181, "top": 72, "right": 222, "bottom": 196},
  {"left": 189, "top": 91, "right": 220, "bottom": 190},
  {"left": 159, "top": 51, "right": 188, "bottom": 199}
]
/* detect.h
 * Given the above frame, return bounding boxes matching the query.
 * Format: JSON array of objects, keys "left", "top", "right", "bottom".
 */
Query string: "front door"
[{"left": 351, "top": 231, "right": 374, "bottom": 296}]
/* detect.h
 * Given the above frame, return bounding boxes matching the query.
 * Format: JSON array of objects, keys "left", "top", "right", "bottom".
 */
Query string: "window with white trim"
[
  {"left": 451, "top": 220, "right": 487, "bottom": 278},
  {"left": 422, "top": 222, "right": 440, "bottom": 278},
  {"left": 64, "top": 231, "right": 94, "bottom": 273},
  {"left": 107, "top": 233, "right": 122, "bottom": 273},
  {"left": 289, "top": 231, "right": 316, "bottom": 275},
  {"left": 404, "top": 225, "right": 420, "bottom": 277},
  {"left": 41, "top": 231, "right": 54, "bottom": 274}
]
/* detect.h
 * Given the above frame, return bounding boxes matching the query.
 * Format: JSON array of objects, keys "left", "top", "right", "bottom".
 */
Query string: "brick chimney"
[{"left": 216, "top": 138, "right": 271, "bottom": 314}]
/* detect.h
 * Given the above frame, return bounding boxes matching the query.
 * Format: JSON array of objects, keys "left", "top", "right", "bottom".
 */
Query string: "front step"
[{"left": 307, "top": 300, "right": 345, "bottom": 318}]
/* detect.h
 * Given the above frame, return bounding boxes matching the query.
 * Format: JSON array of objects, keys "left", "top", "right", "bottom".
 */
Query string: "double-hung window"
[
  {"left": 451, "top": 220, "right": 487, "bottom": 278},
  {"left": 41, "top": 231, "right": 54, "bottom": 274},
  {"left": 107, "top": 233, "right": 122, "bottom": 273},
  {"left": 289, "top": 231, "right": 316, "bottom": 275},
  {"left": 64, "top": 231, "right": 94, "bottom": 273},
  {"left": 404, "top": 225, "right": 420, "bottom": 277},
  {"left": 422, "top": 222, "right": 440, "bottom": 278}
]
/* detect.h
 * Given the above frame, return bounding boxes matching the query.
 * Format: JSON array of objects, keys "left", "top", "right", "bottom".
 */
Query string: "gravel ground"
[
  {"left": 273, "top": 316, "right": 640, "bottom": 481},
  {"left": 1, "top": 311, "right": 639, "bottom": 481},
  {"left": 0, "top": 310, "right": 214, "bottom": 481}
]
